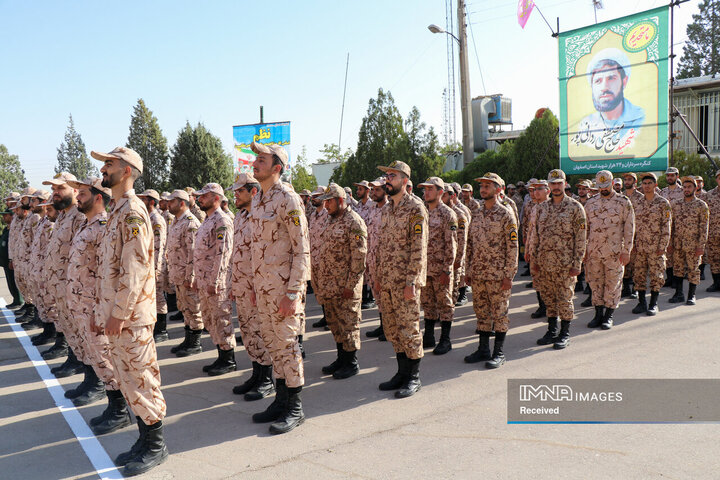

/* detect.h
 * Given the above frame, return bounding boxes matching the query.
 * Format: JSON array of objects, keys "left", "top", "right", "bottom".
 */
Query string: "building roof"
[{"left": 674, "top": 74, "right": 720, "bottom": 93}]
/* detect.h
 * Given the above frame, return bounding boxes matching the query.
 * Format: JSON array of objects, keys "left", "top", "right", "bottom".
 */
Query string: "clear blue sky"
[{"left": 0, "top": 0, "right": 699, "bottom": 188}]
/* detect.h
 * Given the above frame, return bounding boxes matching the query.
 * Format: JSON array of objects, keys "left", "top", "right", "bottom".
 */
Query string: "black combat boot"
[
  {"left": 253, "top": 379, "right": 287, "bottom": 423},
  {"left": 16, "top": 303, "right": 35, "bottom": 323},
  {"left": 621, "top": 278, "right": 632, "bottom": 298},
  {"left": 668, "top": 277, "right": 685, "bottom": 303},
  {"left": 41, "top": 333, "right": 69, "bottom": 360},
  {"left": 72, "top": 366, "right": 105, "bottom": 406},
  {"left": 455, "top": 286, "right": 468, "bottom": 306},
  {"left": 601, "top": 308, "right": 614, "bottom": 330},
  {"left": 7, "top": 299, "right": 24, "bottom": 310},
  {"left": 166, "top": 292, "right": 178, "bottom": 313},
  {"left": 322, "top": 343, "right": 344, "bottom": 375},
  {"left": 378, "top": 313, "right": 386, "bottom": 341},
  {"left": 14, "top": 303, "right": 29, "bottom": 317},
  {"left": 153, "top": 314, "right": 168, "bottom": 343},
  {"left": 207, "top": 347, "right": 236, "bottom": 376},
  {"left": 700, "top": 263, "right": 706, "bottom": 281},
  {"left": 170, "top": 325, "right": 189, "bottom": 353},
  {"left": 433, "top": 321, "right": 452, "bottom": 355},
  {"left": 244, "top": 364, "right": 275, "bottom": 401},
  {"left": 422, "top": 319, "right": 436, "bottom": 348},
  {"left": 628, "top": 280, "right": 638, "bottom": 299},
  {"left": 64, "top": 362, "right": 93, "bottom": 399},
  {"left": 485, "top": 332, "right": 506, "bottom": 369},
  {"left": 361, "top": 285, "right": 376, "bottom": 310},
  {"left": 632, "top": 290, "right": 648, "bottom": 314},
  {"left": 313, "top": 306, "right": 328, "bottom": 328},
  {"left": 31, "top": 321, "right": 57, "bottom": 346},
  {"left": 233, "top": 361, "right": 260, "bottom": 395},
  {"left": 52, "top": 348, "right": 83, "bottom": 378},
  {"left": 647, "top": 291, "right": 659, "bottom": 316},
  {"left": 581, "top": 288, "right": 593, "bottom": 307},
  {"left": 464, "top": 332, "right": 492, "bottom": 363},
  {"left": 587, "top": 306, "right": 604, "bottom": 328},
  {"left": 123, "top": 419, "right": 169, "bottom": 476},
  {"left": 175, "top": 328, "right": 202, "bottom": 357},
  {"left": 114, "top": 417, "right": 147, "bottom": 466},
  {"left": 395, "top": 357, "right": 421, "bottom": 398},
  {"left": 536, "top": 317, "right": 559, "bottom": 345},
  {"left": 169, "top": 310, "right": 184, "bottom": 322},
  {"left": 91, "top": 390, "right": 132, "bottom": 435},
  {"left": 19, "top": 305, "right": 41, "bottom": 329},
  {"left": 531, "top": 292, "right": 546, "bottom": 318},
  {"left": 298, "top": 335, "right": 305, "bottom": 359},
  {"left": 269, "top": 385, "right": 305, "bottom": 434},
  {"left": 202, "top": 346, "right": 222, "bottom": 372},
  {"left": 553, "top": 321, "right": 571, "bottom": 350},
  {"left": 379, "top": 353, "right": 406, "bottom": 390},
  {"left": 366, "top": 312, "right": 384, "bottom": 338},
  {"left": 575, "top": 271, "right": 585, "bottom": 292},
  {"left": 333, "top": 348, "right": 359, "bottom": 379},
  {"left": 706, "top": 273, "right": 720, "bottom": 292},
  {"left": 663, "top": 268, "right": 674, "bottom": 287},
  {"left": 686, "top": 283, "right": 697, "bottom": 305}
]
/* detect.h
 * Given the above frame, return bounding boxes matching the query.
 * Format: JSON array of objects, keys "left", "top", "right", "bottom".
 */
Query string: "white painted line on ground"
[{"left": 0, "top": 297, "right": 124, "bottom": 480}]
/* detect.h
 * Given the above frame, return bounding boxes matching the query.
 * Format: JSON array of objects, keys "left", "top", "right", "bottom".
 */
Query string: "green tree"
[
  {"left": 0, "top": 144, "right": 28, "bottom": 203},
  {"left": 126, "top": 99, "right": 170, "bottom": 191},
  {"left": 505, "top": 109, "right": 559, "bottom": 183},
  {"left": 677, "top": 0, "right": 720, "bottom": 79},
  {"left": 55, "top": 114, "right": 98, "bottom": 179},
  {"left": 404, "top": 106, "right": 445, "bottom": 187},
  {"left": 168, "top": 122, "right": 234, "bottom": 190},
  {"left": 658, "top": 150, "right": 719, "bottom": 189},
  {"left": 291, "top": 146, "right": 318, "bottom": 192},
  {"left": 316, "top": 143, "right": 352, "bottom": 164}
]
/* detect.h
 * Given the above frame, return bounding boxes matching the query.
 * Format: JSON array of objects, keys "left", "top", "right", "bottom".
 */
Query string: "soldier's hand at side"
[
  {"left": 184, "top": 280, "right": 192, "bottom": 289},
  {"left": 501, "top": 278, "right": 512, "bottom": 291},
  {"left": 619, "top": 253, "right": 630, "bottom": 265},
  {"left": 278, "top": 294, "right": 298, "bottom": 317},
  {"left": 438, "top": 272, "right": 451, "bottom": 285},
  {"left": 105, "top": 316, "right": 125, "bottom": 336},
  {"left": 342, "top": 288, "right": 353, "bottom": 299},
  {"left": 403, "top": 285, "right": 416, "bottom": 301},
  {"left": 373, "top": 279, "right": 380, "bottom": 294},
  {"left": 530, "top": 263, "right": 539, "bottom": 274},
  {"left": 206, "top": 285, "right": 217, "bottom": 295},
  {"left": 569, "top": 267, "right": 581, "bottom": 277},
  {"left": 250, "top": 289, "right": 256, "bottom": 307},
  {"left": 695, "top": 248, "right": 704, "bottom": 257}
]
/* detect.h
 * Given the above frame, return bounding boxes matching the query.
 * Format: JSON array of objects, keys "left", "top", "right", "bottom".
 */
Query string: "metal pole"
[
  {"left": 674, "top": 106, "right": 720, "bottom": 170},
  {"left": 260, "top": 106, "right": 264, "bottom": 124},
  {"left": 457, "top": 0, "right": 474, "bottom": 166},
  {"left": 669, "top": 1, "right": 675, "bottom": 165},
  {"left": 339, "top": 53, "right": 350, "bottom": 151}
]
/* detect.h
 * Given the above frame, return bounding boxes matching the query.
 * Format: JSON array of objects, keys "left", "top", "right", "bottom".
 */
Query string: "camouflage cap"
[
  {"left": 666, "top": 167, "right": 679, "bottom": 175},
  {"left": 299, "top": 189, "right": 312, "bottom": 196},
  {"left": 378, "top": 160, "right": 411, "bottom": 177},
  {"left": 43, "top": 172, "right": 77, "bottom": 187},
  {"left": 160, "top": 191, "right": 171, "bottom": 200},
  {"left": 19, "top": 186, "right": 37, "bottom": 198},
  {"left": 475, "top": 172, "right": 504, "bottom": 188},
  {"left": 137, "top": 189, "right": 161, "bottom": 202},
  {"left": 516, "top": 181, "right": 526, "bottom": 187},
  {"left": 461, "top": 183, "right": 473, "bottom": 192},
  {"left": 418, "top": 176, "right": 445, "bottom": 189},
  {"left": 640, "top": 172, "right": 657, "bottom": 182},
  {"left": 185, "top": 187, "right": 197, "bottom": 195},
  {"left": 527, "top": 178, "right": 539, "bottom": 186},
  {"left": 407, "top": 179, "right": 414, "bottom": 188},
  {"left": 250, "top": 141, "right": 289, "bottom": 168},
  {"left": 194, "top": 183, "right": 224, "bottom": 196},
  {"left": 595, "top": 170, "right": 613, "bottom": 189},
  {"left": 316, "top": 183, "right": 345, "bottom": 201},
  {"left": 715, "top": 170, "right": 720, "bottom": 179},
  {"left": 67, "top": 177, "right": 112, "bottom": 197},
  {"left": 613, "top": 178, "right": 622, "bottom": 185},
  {"left": 576, "top": 179, "right": 592, "bottom": 188},
  {"left": 507, "top": 184, "right": 516, "bottom": 189},
  {"left": 91, "top": 147, "right": 144, "bottom": 174},
  {"left": 32, "top": 189, "right": 51, "bottom": 201},
  {"left": 231, "top": 173, "right": 258, "bottom": 191},
  {"left": 681, "top": 175, "right": 697, "bottom": 187},
  {"left": 369, "top": 177, "right": 385, "bottom": 188},
  {"left": 353, "top": 180, "right": 370, "bottom": 188},
  {"left": 622, "top": 172, "right": 637, "bottom": 180},
  {"left": 694, "top": 175, "right": 704, "bottom": 183},
  {"left": 534, "top": 179, "right": 549, "bottom": 187},
  {"left": 547, "top": 169, "right": 566, "bottom": 183},
  {"left": 168, "top": 189, "right": 190, "bottom": 202},
  {"left": 311, "top": 186, "right": 327, "bottom": 196},
  {"left": 4, "top": 192, "right": 20, "bottom": 202}
]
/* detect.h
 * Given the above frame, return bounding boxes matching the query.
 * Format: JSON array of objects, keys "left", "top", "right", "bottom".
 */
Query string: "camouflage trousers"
[
  {"left": 176, "top": 284, "right": 203, "bottom": 330},
  {"left": 32, "top": 272, "right": 57, "bottom": 324},
  {"left": 15, "top": 268, "right": 33, "bottom": 304},
  {"left": 453, "top": 265, "right": 466, "bottom": 300},
  {"left": 366, "top": 261, "right": 383, "bottom": 313},
  {"left": 535, "top": 269, "right": 575, "bottom": 321},
  {"left": 420, "top": 275, "right": 455, "bottom": 322},
  {"left": 323, "top": 297, "right": 362, "bottom": 351},
  {"left": 379, "top": 287, "right": 423, "bottom": 360},
  {"left": 633, "top": 251, "right": 666, "bottom": 292},
  {"left": 470, "top": 279, "right": 511, "bottom": 333},
  {"left": 297, "top": 287, "right": 306, "bottom": 337},
  {"left": 64, "top": 291, "right": 92, "bottom": 364},
  {"left": 706, "top": 238, "right": 720, "bottom": 274},
  {"left": 199, "top": 289, "right": 236, "bottom": 351},
  {"left": 155, "top": 279, "right": 168, "bottom": 314},
  {"left": 623, "top": 250, "right": 636, "bottom": 280},
  {"left": 256, "top": 288, "right": 304, "bottom": 388},
  {"left": 108, "top": 325, "right": 166, "bottom": 425},
  {"left": 673, "top": 249, "right": 702, "bottom": 285},
  {"left": 74, "top": 305, "right": 119, "bottom": 391},
  {"left": 49, "top": 275, "right": 71, "bottom": 333},
  {"left": 235, "top": 293, "right": 272, "bottom": 366},
  {"left": 585, "top": 254, "right": 624, "bottom": 309}
]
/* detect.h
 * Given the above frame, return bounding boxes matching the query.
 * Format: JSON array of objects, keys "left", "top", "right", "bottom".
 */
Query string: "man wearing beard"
[
  {"left": 186, "top": 187, "right": 206, "bottom": 223},
  {"left": 661, "top": 167, "right": 684, "bottom": 285},
  {"left": 13, "top": 187, "right": 38, "bottom": 327},
  {"left": 579, "top": 49, "right": 646, "bottom": 143},
  {"left": 365, "top": 177, "right": 389, "bottom": 340},
  {"left": 584, "top": 170, "right": 635, "bottom": 330},
  {"left": 138, "top": 190, "right": 169, "bottom": 343},
  {"left": 29, "top": 200, "right": 61, "bottom": 346},
  {"left": 374, "top": 161, "right": 428, "bottom": 398},
  {"left": 20, "top": 190, "right": 52, "bottom": 331},
  {"left": 308, "top": 186, "right": 329, "bottom": 330},
  {"left": 92, "top": 146, "right": 168, "bottom": 475},
  {"left": 40, "top": 173, "right": 86, "bottom": 363}
]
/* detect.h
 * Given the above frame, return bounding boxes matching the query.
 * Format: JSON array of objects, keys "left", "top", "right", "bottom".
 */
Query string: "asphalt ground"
[{"left": 1, "top": 267, "right": 719, "bottom": 480}]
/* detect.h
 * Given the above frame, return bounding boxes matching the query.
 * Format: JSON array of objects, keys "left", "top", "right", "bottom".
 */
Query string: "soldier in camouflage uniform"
[
  {"left": 193, "top": 183, "right": 236, "bottom": 376},
  {"left": 630, "top": 173, "right": 672, "bottom": 316},
  {"left": 668, "top": 176, "right": 709, "bottom": 306},
  {"left": 352, "top": 180, "right": 376, "bottom": 309},
  {"left": 585, "top": 170, "right": 635, "bottom": 330},
  {"left": 93, "top": 147, "right": 168, "bottom": 476},
  {"left": 20, "top": 190, "right": 52, "bottom": 331},
  {"left": 621, "top": 172, "right": 644, "bottom": 299},
  {"left": 166, "top": 190, "right": 205, "bottom": 357},
  {"left": 661, "top": 167, "right": 684, "bottom": 285},
  {"left": 704, "top": 171, "right": 720, "bottom": 292},
  {"left": 464, "top": 173, "right": 518, "bottom": 368},
  {"left": 29, "top": 200, "right": 60, "bottom": 345},
  {"left": 249, "top": 142, "right": 310, "bottom": 435},
  {"left": 695, "top": 176, "right": 709, "bottom": 281},
  {"left": 443, "top": 184, "right": 470, "bottom": 306},
  {"left": 374, "top": 161, "right": 427, "bottom": 398},
  {"left": 315, "top": 184, "right": 367, "bottom": 379},
  {"left": 14, "top": 187, "right": 39, "bottom": 326},
  {"left": 308, "top": 186, "right": 328, "bottom": 330},
  {"left": 365, "top": 177, "right": 389, "bottom": 340},
  {"left": 528, "top": 170, "right": 586, "bottom": 350},
  {"left": 138, "top": 190, "right": 169, "bottom": 343},
  {"left": 526, "top": 180, "right": 550, "bottom": 318},
  {"left": 159, "top": 192, "right": 179, "bottom": 320},
  {"left": 186, "top": 187, "right": 207, "bottom": 223},
  {"left": 461, "top": 183, "right": 481, "bottom": 213},
  {"left": 418, "top": 177, "right": 457, "bottom": 355}
]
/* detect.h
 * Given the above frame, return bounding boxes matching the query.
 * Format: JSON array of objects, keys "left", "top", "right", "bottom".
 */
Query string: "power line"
[{"left": 467, "top": 7, "right": 487, "bottom": 95}]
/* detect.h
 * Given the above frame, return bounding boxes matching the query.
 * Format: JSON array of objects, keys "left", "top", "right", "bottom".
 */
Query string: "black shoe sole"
[{"left": 269, "top": 416, "right": 305, "bottom": 435}]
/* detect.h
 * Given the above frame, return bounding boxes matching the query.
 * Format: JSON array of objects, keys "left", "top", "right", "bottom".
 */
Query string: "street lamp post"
[{"left": 429, "top": 0, "right": 474, "bottom": 167}]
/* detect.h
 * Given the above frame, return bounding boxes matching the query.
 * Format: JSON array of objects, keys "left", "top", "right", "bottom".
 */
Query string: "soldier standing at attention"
[
  {"left": 186, "top": 187, "right": 207, "bottom": 223},
  {"left": 193, "top": 183, "right": 236, "bottom": 376},
  {"left": 230, "top": 174, "right": 275, "bottom": 400},
  {"left": 166, "top": 190, "right": 205, "bottom": 357},
  {"left": 661, "top": 167, "right": 684, "bottom": 285},
  {"left": 14, "top": 187, "right": 39, "bottom": 326},
  {"left": 668, "top": 176, "right": 709, "bottom": 306},
  {"left": 585, "top": 170, "right": 635, "bottom": 330},
  {"left": 620, "top": 173, "right": 643, "bottom": 299},
  {"left": 704, "top": 171, "right": 720, "bottom": 292},
  {"left": 21, "top": 190, "right": 52, "bottom": 331},
  {"left": 138, "top": 190, "right": 169, "bottom": 343},
  {"left": 527, "top": 180, "right": 550, "bottom": 318},
  {"left": 92, "top": 147, "right": 168, "bottom": 476},
  {"left": 374, "top": 161, "right": 428, "bottom": 398},
  {"left": 249, "top": 141, "right": 310, "bottom": 435},
  {"left": 443, "top": 184, "right": 469, "bottom": 306},
  {"left": 315, "top": 183, "right": 367, "bottom": 379},
  {"left": 461, "top": 183, "right": 481, "bottom": 213},
  {"left": 418, "top": 177, "right": 457, "bottom": 355},
  {"left": 159, "top": 192, "right": 179, "bottom": 320},
  {"left": 464, "top": 173, "right": 518, "bottom": 368},
  {"left": 365, "top": 177, "right": 389, "bottom": 340},
  {"left": 352, "top": 180, "right": 376, "bottom": 309},
  {"left": 528, "top": 170, "right": 586, "bottom": 350},
  {"left": 630, "top": 173, "right": 671, "bottom": 316},
  {"left": 308, "top": 186, "right": 328, "bottom": 330}
]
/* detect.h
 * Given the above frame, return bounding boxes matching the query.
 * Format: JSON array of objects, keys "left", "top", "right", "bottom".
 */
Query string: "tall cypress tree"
[
  {"left": 677, "top": 0, "right": 720, "bottom": 79},
  {"left": 56, "top": 114, "right": 98, "bottom": 179},
  {"left": 168, "top": 121, "right": 234, "bottom": 189},
  {"left": 126, "top": 99, "right": 170, "bottom": 191}
]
